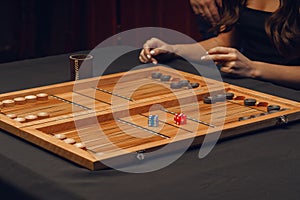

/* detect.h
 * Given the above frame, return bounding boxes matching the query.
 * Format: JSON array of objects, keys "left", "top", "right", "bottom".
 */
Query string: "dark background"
[{"left": 0, "top": 0, "right": 202, "bottom": 63}]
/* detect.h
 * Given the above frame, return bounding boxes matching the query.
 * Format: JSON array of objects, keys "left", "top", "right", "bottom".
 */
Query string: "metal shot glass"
[{"left": 69, "top": 54, "right": 93, "bottom": 80}]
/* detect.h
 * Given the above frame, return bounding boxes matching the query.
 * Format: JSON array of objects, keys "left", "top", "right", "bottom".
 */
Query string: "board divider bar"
[
  {"left": 51, "top": 95, "right": 92, "bottom": 111},
  {"left": 72, "top": 90, "right": 111, "bottom": 105},
  {"left": 139, "top": 113, "right": 194, "bottom": 133},
  {"left": 93, "top": 87, "right": 133, "bottom": 102},
  {"left": 160, "top": 108, "right": 216, "bottom": 128},
  {"left": 117, "top": 118, "right": 170, "bottom": 139}
]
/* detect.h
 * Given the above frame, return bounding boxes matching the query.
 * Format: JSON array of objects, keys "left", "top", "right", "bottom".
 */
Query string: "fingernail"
[
  {"left": 201, "top": 56, "right": 207, "bottom": 60},
  {"left": 152, "top": 61, "right": 158, "bottom": 65},
  {"left": 150, "top": 50, "right": 155, "bottom": 55},
  {"left": 206, "top": 51, "right": 209, "bottom": 55},
  {"left": 147, "top": 55, "right": 151, "bottom": 59}
]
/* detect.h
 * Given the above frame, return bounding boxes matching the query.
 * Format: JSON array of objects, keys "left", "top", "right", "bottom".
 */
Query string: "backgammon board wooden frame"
[{"left": 1, "top": 66, "right": 300, "bottom": 170}]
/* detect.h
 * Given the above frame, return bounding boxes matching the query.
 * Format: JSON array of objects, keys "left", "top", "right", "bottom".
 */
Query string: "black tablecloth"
[{"left": 0, "top": 50, "right": 300, "bottom": 200}]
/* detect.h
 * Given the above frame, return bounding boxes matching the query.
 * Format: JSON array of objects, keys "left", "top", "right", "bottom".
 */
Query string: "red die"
[{"left": 174, "top": 113, "right": 187, "bottom": 125}]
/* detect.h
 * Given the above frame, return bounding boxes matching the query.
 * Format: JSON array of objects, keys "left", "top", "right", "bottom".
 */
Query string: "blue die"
[{"left": 148, "top": 115, "right": 159, "bottom": 127}]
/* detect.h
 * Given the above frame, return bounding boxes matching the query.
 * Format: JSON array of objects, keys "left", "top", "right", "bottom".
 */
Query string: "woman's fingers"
[
  {"left": 220, "top": 66, "right": 234, "bottom": 73},
  {"left": 139, "top": 48, "right": 159, "bottom": 64},
  {"left": 207, "top": 46, "right": 238, "bottom": 54},
  {"left": 139, "top": 49, "right": 149, "bottom": 63},
  {"left": 201, "top": 54, "right": 237, "bottom": 62},
  {"left": 143, "top": 48, "right": 152, "bottom": 59},
  {"left": 191, "top": 0, "right": 221, "bottom": 25},
  {"left": 203, "top": 1, "right": 220, "bottom": 25},
  {"left": 190, "top": 0, "right": 201, "bottom": 14},
  {"left": 201, "top": 47, "right": 238, "bottom": 61},
  {"left": 150, "top": 57, "right": 158, "bottom": 65},
  {"left": 140, "top": 38, "right": 173, "bottom": 64},
  {"left": 203, "top": 46, "right": 254, "bottom": 78}
]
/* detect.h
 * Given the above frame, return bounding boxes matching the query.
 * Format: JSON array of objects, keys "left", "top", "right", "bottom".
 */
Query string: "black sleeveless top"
[{"left": 236, "top": 7, "right": 300, "bottom": 65}]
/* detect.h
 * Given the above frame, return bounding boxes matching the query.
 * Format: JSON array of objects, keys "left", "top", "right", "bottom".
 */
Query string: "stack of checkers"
[
  {"left": 148, "top": 115, "right": 159, "bottom": 127},
  {"left": 244, "top": 98, "right": 257, "bottom": 106},
  {"left": 151, "top": 72, "right": 200, "bottom": 89},
  {"left": 203, "top": 93, "right": 234, "bottom": 104}
]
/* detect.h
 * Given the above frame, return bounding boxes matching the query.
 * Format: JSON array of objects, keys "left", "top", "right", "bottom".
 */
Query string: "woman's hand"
[
  {"left": 139, "top": 38, "right": 175, "bottom": 64},
  {"left": 190, "top": 0, "right": 222, "bottom": 25},
  {"left": 201, "top": 47, "right": 259, "bottom": 78}
]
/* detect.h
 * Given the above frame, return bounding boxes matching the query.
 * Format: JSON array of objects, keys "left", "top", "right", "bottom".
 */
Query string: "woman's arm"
[
  {"left": 253, "top": 61, "right": 300, "bottom": 89},
  {"left": 202, "top": 46, "right": 300, "bottom": 89},
  {"left": 172, "top": 28, "right": 237, "bottom": 62},
  {"left": 190, "top": 0, "right": 222, "bottom": 25},
  {"left": 140, "top": 28, "right": 237, "bottom": 64}
]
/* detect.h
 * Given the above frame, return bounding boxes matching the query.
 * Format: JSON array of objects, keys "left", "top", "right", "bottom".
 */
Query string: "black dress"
[{"left": 236, "top": 7, "right": 300, "bottom": 66}]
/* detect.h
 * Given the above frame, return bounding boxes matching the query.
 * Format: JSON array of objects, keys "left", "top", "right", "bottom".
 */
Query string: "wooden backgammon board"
[{"left": 1, "top": 66, "right": 300, "bottom": 170}]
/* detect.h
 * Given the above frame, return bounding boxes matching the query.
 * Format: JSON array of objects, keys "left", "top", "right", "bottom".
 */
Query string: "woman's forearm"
[
  {"left": 172, "top": 31, "right": 235, "bottom": 62},
  {"left": 253, "top": 61, "right": 300, "bottom": 88}
]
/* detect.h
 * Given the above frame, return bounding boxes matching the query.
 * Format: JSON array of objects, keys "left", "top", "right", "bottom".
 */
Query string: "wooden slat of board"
[
  {"left": 74, "top": 88, "right": 130, "bottom": 108},
  {"left": 75, "top": 88, "right": 113, "bottom": 104},
  {"left": 48, "top": 118, "right": 165, "bottom": 154},
  {"left": 97, "top": 76, "right": 207, "bottom": 102},
  {"left": 85, "top": 121, "right": 165, "bottom": 153}
]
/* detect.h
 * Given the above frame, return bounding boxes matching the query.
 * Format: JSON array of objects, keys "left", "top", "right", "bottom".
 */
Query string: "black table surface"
[{"left": 0, "top": 51, "right": 300, "bottom": 200}]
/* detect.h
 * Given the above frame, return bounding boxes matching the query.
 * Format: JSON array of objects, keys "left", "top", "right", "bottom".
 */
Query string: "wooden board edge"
[
  {"left": 0, "top": 117, "right": 103, "bottom": 170},
  {"left": 228, "top": 84, "right": 300, "bottom": 107}
]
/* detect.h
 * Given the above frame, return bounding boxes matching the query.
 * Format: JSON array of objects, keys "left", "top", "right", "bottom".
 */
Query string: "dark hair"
[{"left": 215, "top": 0, "right": 300, "bottom": 59}]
